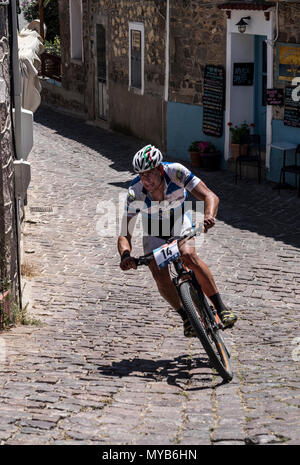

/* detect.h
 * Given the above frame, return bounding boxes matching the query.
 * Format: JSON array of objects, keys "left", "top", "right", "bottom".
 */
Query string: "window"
[
  {"left": 97, "top": 24, "right": 106, "bottom": 82},
  {"left": 69, "top": 0, "right": 83, "bottom": 62},
  {"left": 129, "top": 23, "right": 144, "bottom": 93}
]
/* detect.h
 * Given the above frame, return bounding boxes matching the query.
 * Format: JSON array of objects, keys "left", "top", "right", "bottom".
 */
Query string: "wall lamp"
[{"left": 236, "top": 16, "right": 251, "bottom": 34}]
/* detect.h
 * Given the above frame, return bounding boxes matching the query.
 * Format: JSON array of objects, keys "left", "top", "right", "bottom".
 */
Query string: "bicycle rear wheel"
[{"left": 178, "top": 281, "right": 233, "bottom": 382}]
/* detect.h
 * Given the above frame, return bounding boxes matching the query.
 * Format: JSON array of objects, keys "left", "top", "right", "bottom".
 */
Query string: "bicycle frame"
[
  {"left": 172, "top": 259, "right": 221, "bottom": 332},
  {"left": 134, "top": 226, "right": 222, "bottom": 332},
  {"left": 133, "top": 228, "right": 232, "bottom": 380}
]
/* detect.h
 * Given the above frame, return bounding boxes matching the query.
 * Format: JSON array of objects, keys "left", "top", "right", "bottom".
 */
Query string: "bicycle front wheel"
[{"left": 178, "top": 281, "right": 233, "bottom": 382}]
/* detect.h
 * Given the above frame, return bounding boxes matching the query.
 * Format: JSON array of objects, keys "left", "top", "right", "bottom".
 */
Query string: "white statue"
[{"left": 18, "top": 20, "right": 45, "bottom": 113}]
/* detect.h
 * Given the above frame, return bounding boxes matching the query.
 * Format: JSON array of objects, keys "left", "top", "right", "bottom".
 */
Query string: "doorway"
[
  {"left": 96, "top": 24, "right": 108, "bottom": 120},
  {"left": 224, "top": 8, "right": 274, "bottom": 167}
]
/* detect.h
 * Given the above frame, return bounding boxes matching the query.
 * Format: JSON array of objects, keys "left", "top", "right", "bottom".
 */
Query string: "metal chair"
[
  {"left": 278, "top": 144, "right": 300, "bottom": 197},
  {"left": 234, "top": 134, "right": 262, "bottom": 184}
]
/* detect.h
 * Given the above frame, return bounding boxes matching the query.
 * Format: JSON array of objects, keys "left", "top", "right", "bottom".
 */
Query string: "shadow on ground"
[
  {"left": 96, "top": 354, "right": 212, "bottom": 389},
  {"left": 35, "top": 105, "right": 144, "bottom": 174},
  {"left": 199, "top": 169, "right": 300, "bottom": 250}
]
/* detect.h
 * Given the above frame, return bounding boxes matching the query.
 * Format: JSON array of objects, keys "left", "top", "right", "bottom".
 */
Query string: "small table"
[{"left": 271, "top": 141, "right": 298, "bottom": 189}]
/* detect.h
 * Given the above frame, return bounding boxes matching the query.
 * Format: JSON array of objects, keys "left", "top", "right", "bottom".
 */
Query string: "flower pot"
[
  {"left": 230, "top": 144, "right": 239, "bottom": 159},
  {"left": 230, "top": 143, "right": 248, "bottom": 159},
  {"left": 189, "top": 151, "right": 202, "bottom": 168},
  {"left": 200, "top": 151, "right": 221, "bottom": 171}
]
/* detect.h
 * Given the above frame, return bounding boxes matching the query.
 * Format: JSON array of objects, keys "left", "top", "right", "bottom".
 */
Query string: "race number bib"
[{"left": 153, "top": 241, "right": 180, "bottom": 269}]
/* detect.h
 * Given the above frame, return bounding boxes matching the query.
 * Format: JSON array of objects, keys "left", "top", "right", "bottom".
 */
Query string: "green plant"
[
  {"left": 188, "top": 141, "right": 201, "bottom": 152},
  {"left": 14, "top": 302, "right": 42, "bottom": 327},
  {"left": 0, "top": 280, "right": 41, "bottom": 329},
  {"left": 21, "top": 0, "right": 60, "bottom": 42},
  {"left": 188, "top": 141, "right": 217, "bottom": 153},
  {"left": 44, "top": 35, "right": 61, "bottom": 56},
  {"left": 228, "top": 121, "right": 254, "bottom": 144}
]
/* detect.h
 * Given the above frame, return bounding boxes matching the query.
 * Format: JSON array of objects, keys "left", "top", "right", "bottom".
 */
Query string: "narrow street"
[{"left": 0, "top": 106, "right": 299, "bottom": 445}]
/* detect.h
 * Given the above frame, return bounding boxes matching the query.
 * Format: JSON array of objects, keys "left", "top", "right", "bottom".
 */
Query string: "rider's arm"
[
  {"left": 118, "top": 234, "right": 132, "bottom": 257},
  {"left": 190, "top": 180, "right": 219, "bottom": 231},
  {"left": 118, "top": 216, "right": 137, "bottom": 270}
]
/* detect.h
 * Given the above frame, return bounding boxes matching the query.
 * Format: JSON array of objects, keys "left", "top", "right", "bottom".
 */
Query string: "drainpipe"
[
  {"left": 11, "top": 0, "right": 22, "bottom": 160},
  {"left": 163, "top": 0, "right": 170, "bottom": 152},
  {"left": 164, "top": 0, "right": 170, "bottom": 103}
]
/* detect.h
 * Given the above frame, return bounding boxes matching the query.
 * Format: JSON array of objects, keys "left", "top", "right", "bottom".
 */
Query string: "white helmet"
[{"left": 132, "top": 144, "right": 163, "bottom": 173}]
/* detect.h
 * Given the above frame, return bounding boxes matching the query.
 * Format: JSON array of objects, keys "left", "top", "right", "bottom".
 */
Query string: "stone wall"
[
  {"left": 56, "top": 0, "right": 167, "bottom": 107},
  {"left": 87, "top": 0, "right": 167, "bottom": 145},
  {"left": 88, "top": 0, "right": 166, "bottom": 95},
  {"left": 52, "top": 0, "right": 167, "bottom": 144},
  {"left": 41, "top": 80, "right": 87, "bottom": 119},
  {"left": 0, "top": 9, "right": 20, "bottom": 323},
  {"left": 169, "top": 0, "right": 226, "bottom": 105},
  {"left": 54, "top": 1, "right": 227, "bottom": 132},
  {"left": 277, "top": 1, "right": 300, "bottom": 44}
]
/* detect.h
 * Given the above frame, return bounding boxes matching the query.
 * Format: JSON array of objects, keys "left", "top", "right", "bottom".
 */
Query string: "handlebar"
[{"left": 133, "top": 226, "right": 203, "bottom": 267}]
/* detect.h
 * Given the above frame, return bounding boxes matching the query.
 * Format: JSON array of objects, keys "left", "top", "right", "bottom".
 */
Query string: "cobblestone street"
[{"left": 0, "top": 106, "right": 299, "bottom": 445}]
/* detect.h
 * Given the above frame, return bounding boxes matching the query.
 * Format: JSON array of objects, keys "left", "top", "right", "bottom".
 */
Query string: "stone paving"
[{"left": 0, "top": 106, "right": 299, "bottom": 445}]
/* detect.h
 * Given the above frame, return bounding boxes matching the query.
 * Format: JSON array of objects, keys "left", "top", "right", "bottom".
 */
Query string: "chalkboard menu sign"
[
  {"left": 233, "top": 63, "right": 254, "bottom": 86},
  {"left": 266, "top": 88, "right": 284, "bottom": 106},
  {"left": 284, "top": 86, "right": 300, "bottom": 128},
  {"left": 202, "top": 65, "right": 225, "bottom": 138}
]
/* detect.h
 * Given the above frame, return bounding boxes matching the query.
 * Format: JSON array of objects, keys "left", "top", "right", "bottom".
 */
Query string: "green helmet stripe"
[{"left": 142, "top": 145, "right": 153, "bottom": 169}]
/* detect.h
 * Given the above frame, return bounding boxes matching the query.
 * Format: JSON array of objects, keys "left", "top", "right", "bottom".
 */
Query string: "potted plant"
[
  {"left": 188, "top": 141, "right": 221, "bottom": 170},
  {"left": 188, "top": 141, "right": 202, "bottom": 168},
  {"left": 227, "top": 122, "right": 254, "bottom": 159},
  {"left": 198, "top": 141, "right": 221, "bottom": 171}
]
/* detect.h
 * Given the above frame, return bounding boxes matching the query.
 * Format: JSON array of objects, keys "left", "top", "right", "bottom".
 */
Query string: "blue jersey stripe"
[
  {"left": 184, "top": 173, "right": 194, "bottom": 187},
  {"left": 130, "top": 176, "right": 141, "bottom": 186},
  {"left": 166, "top": 181, "right": 182, "bottom": 195}
]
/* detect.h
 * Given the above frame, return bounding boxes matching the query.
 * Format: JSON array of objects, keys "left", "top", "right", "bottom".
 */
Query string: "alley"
[{"left": 0, "top": 106, "right": 299, "bottom": 445}]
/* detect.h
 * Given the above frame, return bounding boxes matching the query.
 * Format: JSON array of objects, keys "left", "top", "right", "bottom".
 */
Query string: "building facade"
[
  {"left": 44, "top": 0, "right": 300, "bottom": 185},
  {"left": 54, "top": 0, "right": 167, "bottom": 149},
  {"left": 0, "top": 6, "right": 20, "bottom": 325}
]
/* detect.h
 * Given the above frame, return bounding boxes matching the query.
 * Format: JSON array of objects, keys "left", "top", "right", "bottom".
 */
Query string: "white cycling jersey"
[{"left": 124, "top": 162, "right": 201, "bottom": 240}]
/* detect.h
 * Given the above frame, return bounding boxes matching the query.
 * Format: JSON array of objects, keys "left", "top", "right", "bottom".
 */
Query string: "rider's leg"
[
  {"left": 180, "top": 240, "right": 218, "bottom": 297},
  {"left": 148, "top": 259, "right": 181, "bottom": 310},
  {"left": 180, "top": 240, "right": 237, "bottom": 327}
]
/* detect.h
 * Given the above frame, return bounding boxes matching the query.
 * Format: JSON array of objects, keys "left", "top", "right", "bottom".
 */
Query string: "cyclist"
[{"left": 117, "top": 144, "right": 237, "bottom": 336}]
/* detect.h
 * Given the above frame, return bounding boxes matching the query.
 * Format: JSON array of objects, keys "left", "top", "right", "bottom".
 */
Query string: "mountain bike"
[{"left": 133, "top": 227, "right": 233, "bottom": 382}]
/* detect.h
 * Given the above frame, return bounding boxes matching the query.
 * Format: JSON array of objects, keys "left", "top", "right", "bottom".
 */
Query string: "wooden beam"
[{"left": 39, "top": 0, "right": 45, "bottom": 40}]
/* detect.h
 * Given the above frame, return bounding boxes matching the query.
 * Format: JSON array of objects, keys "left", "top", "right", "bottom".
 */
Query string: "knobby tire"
[{"left": 178, "top": 281, "right": 233, "bottom": 382}]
